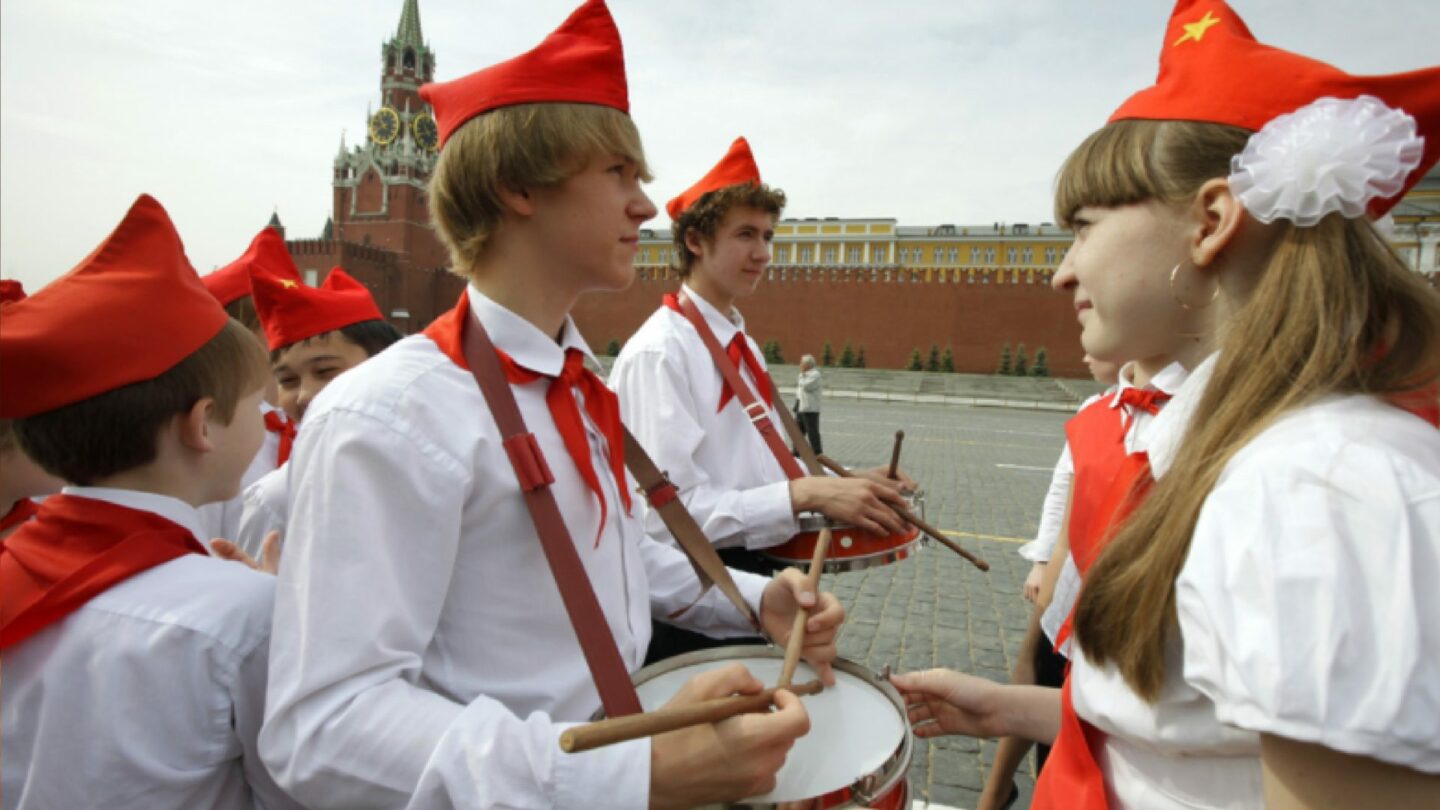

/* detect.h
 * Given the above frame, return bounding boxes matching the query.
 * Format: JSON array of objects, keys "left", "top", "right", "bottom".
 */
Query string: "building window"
[
  {"left": 985, "top": 247, "right": 996, "bottom": 265},
  {"left": 970, "top": 247, "right": 981, "bottom": 265},
  {"left": 1022, "top": 247, "right": 1033, "bottom": 265},
  {"left": 824, "top": 247, "right": 837, "bottom": 264},
  {"left": 1044, "top": 247, "right": 1056, "bottom": 265},
  {"left": 933, "top": 248, "right": 946, "bottom": 264},
  {"left": 848, "top": 246, "right": 862, "bottom": 263},
  {"left": 948, "top": 247, "right": 959, "bottom": 263},
  {"left": 1006, "top": 247, "right": 1018, "bottom": 264},
  {"left": 304, "top": 269, "right": 320, "bottom": 287},
  {"left": 800, "top": 247, "right": 813, "bottom": 263},
  {"left": 873, "top": 245, "right": 888, "bottom": 264}
]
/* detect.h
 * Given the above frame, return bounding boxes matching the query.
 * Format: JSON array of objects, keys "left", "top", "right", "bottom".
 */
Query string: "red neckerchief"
[
  {"left": 1387, "top": 381, "right": 1440, "bottom": 428},
  {"left": 424, "top": 295, "right": 631, "bottom": 547},
  {"left": 1116, "top": 387, "right": 1172, "bottom": 416},
  {"left": 0, "top": 498, "right": 39, "bottom": 535},
  {"left": 0, "top": 494, "right": 209, "bottom": 650},
  {"left": 263, "top": 410, "right": 298, "bottom": 466},
  {"left": 661, "top": 293, "right": 772, "bottom": 413}
]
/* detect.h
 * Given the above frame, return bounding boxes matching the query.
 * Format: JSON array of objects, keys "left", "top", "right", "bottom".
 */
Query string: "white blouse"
[{"left": 1071, "top": 355, "right": 1440, "bottom": 808}]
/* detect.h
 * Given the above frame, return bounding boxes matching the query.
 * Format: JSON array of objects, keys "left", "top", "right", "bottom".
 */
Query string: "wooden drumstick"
[
  {"left": 560, "top": 679, "right": 824, "bottom": 753},
  {"left": 778, "top": 526, "right": 832, "bottom": 689},
  {"left": 886, "top": 430, "right": 905, "bottom": 480},
  {"left": 815, "top": 454, "right": 990, "bottom": 572}
]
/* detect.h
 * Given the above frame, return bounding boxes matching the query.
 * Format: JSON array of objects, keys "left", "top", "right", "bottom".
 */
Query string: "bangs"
[
  {"left": 508, "top": 102, "right": 653, "bottom": 184},
  {"left": 1053, "top": 120, "right": 1164, "bottom": 227}
]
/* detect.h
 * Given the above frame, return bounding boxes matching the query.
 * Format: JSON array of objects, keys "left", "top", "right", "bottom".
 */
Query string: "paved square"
[{"left": 810, "top": 398, "right": 1069, "bottom": 809}]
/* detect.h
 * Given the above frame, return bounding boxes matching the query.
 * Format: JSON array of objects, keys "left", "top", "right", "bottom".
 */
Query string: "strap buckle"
[{"left": 743, "top": 401, "right": 769, "bottom": 424}]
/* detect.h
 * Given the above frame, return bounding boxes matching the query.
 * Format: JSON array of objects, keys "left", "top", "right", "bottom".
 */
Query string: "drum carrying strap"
[
  {"left": 674, "top": 292, "right": 811, "bottom": 480},
  {"left": 620, "top": 428, "right": 765, "bottom": 634},
  {"left": 461, "top": 314, "right": 643, "bottom": 718}
]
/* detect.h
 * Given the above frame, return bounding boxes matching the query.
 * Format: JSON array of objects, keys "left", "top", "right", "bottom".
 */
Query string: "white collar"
[
  {"left": 61, "top": 486, "right": 210, "bottom": 543},
  {"left": 1111, "top": 360, "right": 1188, "bottom": 409},
  {"left": 680, "top": 283, "right": 747, "bottom": 345},
  {"left": 1147, "top": 353, "right": 1220, "bottom": 480},
  {"left": 466, "top": 285, "right": 595, "bottom": 377}
]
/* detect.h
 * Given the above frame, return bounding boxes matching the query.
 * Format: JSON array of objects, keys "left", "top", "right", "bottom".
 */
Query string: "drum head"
[{"left": 634, "top": 655, "right": 906, "bottom": 803}]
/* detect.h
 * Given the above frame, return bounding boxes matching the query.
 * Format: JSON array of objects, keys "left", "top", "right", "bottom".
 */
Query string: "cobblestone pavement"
[{"left": 811, "top": 398, "right": 1069, "bottom": 809}]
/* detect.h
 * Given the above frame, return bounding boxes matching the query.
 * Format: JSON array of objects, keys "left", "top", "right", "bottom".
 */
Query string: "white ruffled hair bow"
[{"left": 1227, "top": 95, "right": 1425, "bottom": 227}]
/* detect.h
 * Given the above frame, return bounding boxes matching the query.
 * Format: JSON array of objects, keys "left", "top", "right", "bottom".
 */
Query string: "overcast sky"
[{"left": 3, "top": 0, "right": 1437, "bottom": 291}]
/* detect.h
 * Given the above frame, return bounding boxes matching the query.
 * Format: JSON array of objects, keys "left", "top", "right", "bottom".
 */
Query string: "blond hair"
[
  {"left": 1066, "top": 120, "right": 1440, "bottom": 701},
  {"left": 429, "top": 103, "right": 651, "bottom": 279},
  {"left": 671, "top": 183, "right": 787, "bottom": 277}
]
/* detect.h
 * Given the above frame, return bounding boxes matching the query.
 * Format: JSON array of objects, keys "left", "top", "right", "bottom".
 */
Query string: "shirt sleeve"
[
  {"left": 233, "top": 628, "right": 307, "bottom": 810},
  {"left": 639, "top": 532, "right": 769, "bottom": 638},
  {"left": 1019, "top": 442, "right": 1073, "bottom": 563},
  {"left": 1176, "top": 430, "right": 1440, "bottom": 774},
  {"left": 260, "top": 408, "right": 650, "bottom": 809},
  {"left": 236, "top": 468, "right": 286, "bottom": 560},
  {"left": 611, "top": 348, "right": 798, "bottom": 551}
]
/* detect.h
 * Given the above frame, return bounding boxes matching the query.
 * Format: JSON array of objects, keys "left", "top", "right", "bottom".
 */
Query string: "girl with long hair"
[{"left": 894, "top": 2, "right": 1440, "bottom": 807}]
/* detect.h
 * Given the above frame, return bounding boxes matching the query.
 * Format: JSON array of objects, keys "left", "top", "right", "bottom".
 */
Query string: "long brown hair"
[{"left": 1063, "top": 120, "right": 1440, "bottom": 701}]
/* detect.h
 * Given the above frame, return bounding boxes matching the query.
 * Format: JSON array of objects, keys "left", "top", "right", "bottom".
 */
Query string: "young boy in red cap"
[
  {"left": 0, "top": 280, "right": 65, "bottom": 539},
  {"left": 227, "top": 265, "right": 401, "bottom": 561},
  {"left": 197, "top": 227, "right": 303, "bottom": 547},
  {"left": 0, "top": 195, "right": 302, "bottom": 809},
  {"left": 260, "top": 2, "right": 843, "bottom": 808},
  {"left": 608, "top": 136, "right": 914, "bottom": 660}
]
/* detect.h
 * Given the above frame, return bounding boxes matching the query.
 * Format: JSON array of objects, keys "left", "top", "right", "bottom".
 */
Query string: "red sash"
[
  {"left": 1064, "top": 393, "right": 1155, "bottom": 580},
  {"left": 0, "top": 495, "right": 209, "bottom": 650},
  {"left": 1032, "top": 676, "right": 1111, "bottom": 810},
  {"left": 0, "top": 498, "right": 39, "bottom": 535}
]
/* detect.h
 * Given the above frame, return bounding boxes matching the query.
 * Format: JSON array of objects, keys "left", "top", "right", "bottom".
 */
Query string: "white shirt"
[
  {"left": 198, "top": 401, "right": 283, "bottom": 543},
  {"left": 1071, "top": 355, "right": 1440, "bottom": 809},
  {"left": 260, "top": 287, "right": 770, "bottom": 810},
  {"left": 236, "top": 464, "right": 288, "bottom": 560},
  {"left": 1, "top": 487, "right": 300, "bottom": 810},
  {"left": 1038, "top": 364, "right": 1186, "bottom": 653},
  {"left": 608, "top": 285, "right": 800, "bottom": 551}
]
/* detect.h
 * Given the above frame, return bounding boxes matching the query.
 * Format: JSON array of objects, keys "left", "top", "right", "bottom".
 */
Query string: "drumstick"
[
  {"left": 815, "top": 453, "right": 990, "bottom": 572},
  {"left": 886, "top": 430, "right": 905, "bottom": 480},
  {"left": 779, "top": 526, "right": 832, "bottom": 688},
  {"left": 559, "top": 679, "right": 824, "bottom": 753}
]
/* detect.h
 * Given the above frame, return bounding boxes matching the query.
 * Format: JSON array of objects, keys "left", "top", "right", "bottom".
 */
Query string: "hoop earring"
[{"left": 1169, "top": 261, "right": 1220, "bottom": 311}]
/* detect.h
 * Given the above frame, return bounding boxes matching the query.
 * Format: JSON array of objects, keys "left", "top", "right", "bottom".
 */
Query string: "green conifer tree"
[{"left": 1014, "top": 342, "right": 1029, "bottom": 376}]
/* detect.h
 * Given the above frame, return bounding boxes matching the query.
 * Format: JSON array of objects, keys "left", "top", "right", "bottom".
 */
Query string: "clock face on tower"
[
  {"left": 369, "top": 107, "right": 401, "bottom": 145},
  {"left": 412, "top": 111, "right": 439, "bottom": 152}
]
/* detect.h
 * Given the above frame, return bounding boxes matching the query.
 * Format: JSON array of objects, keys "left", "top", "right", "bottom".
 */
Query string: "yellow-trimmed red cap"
[
  {"left": 419, "top": 0, "right": 628, "bottom": 149},
  {"left": 251, "top": 266, "right": 384, "bottom": 351},
  {"left": 666, "top": 137, "right": 762, "bottom": 221},
  {"left": 202, "top": 227, "right": 299, "bottom": 306},
  {"left": 0, "top": 195, "right": 228, "bottom": 419},
  {"left": 1111, "top": 0, "right": 1440, "bottom": 215}
]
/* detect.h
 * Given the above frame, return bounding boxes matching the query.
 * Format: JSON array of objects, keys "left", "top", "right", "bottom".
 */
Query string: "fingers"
[
  {"left": 259, "top": 530, "right": 282, "bottom": 575},
  {"left": 209, "top": 539, "right": 260, "bottom": 571},
  {"left": 676, "top": 663, "right": 765, "bottom": 705},
  {"left": 804, "top": 591, "right": 844, "bottom": 634},
  {"left": 762, "top": 688, "right": 811, "bottom": 739}
]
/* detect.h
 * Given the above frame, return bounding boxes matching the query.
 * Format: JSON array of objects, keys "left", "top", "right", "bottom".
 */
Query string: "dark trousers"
[
  {"left": 1033, "top": 631, "right": 1068, "bottom": 772},
  {"left": 643, "top": 547, "right": 778, "bottom": 665},
  {"left": 797, "top": 410, "right": 822, "bottom": 455}
]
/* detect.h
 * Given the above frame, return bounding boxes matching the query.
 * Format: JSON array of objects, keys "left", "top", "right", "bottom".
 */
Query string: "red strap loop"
[{"left": 502, "top": 433, "right": 556, "bottom": 492}]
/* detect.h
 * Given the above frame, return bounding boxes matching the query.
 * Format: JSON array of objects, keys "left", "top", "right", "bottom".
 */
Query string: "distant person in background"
[{"left": 795, "top": 353, "right": 823, "bottom": 454}]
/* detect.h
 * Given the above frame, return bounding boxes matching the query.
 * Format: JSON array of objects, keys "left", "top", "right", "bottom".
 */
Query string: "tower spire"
[{"left": 396, "top": 0, "right": 424, "bottom": 49}]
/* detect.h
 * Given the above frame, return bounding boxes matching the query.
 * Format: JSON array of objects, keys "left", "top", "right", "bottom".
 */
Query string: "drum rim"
[
  {"left": 764, "top": 536, "right": 921, "bottom": 573},
  {"left": 627, "top": 646, "right": 914, "bottom": 808},
  {"left": 794, "top": 491, "right": 926, "bottom": 533}
]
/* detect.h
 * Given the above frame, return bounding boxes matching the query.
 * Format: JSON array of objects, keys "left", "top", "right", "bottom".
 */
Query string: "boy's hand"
[
  {"left": 789, "top": 476, "right": 908, "bottom": 536},
  {"left": 210, "top": 530, "right": 282, "bottom": 575},
  {"left": 758, "top": 569, "right": 844, "bottom": 686},
  {"left": 854, "top": 464, "right": 919, "bottom": 494},
  {"left": 648, "top": 663, "right": 810, "bottom": 810}
]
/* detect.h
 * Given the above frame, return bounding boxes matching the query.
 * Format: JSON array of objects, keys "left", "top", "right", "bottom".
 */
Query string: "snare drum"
[
  {"left": 764, "top": 493, "right": 925, "bottom": 573},
  {"left": 624, "top": 646, "right": 912, "bottom": 809}
]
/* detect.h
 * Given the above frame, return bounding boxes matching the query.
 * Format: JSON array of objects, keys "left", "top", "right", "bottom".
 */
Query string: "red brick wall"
[{"left": 573, "top": 266, "right": 1088, "bottom": 377}]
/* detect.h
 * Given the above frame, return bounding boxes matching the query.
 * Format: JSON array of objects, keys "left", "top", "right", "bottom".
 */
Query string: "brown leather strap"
[
  {"left": 461, "top": 316, "right": 642, "bottom": 718},
  {"left": 675, "top": 292, "right": 808, "bottom": 480},
  {"left": 620, "top": 428, "right": 764, "bottom": 634},
  {"left": 766, "top": 379, "right": 826, "bottom": 477}
]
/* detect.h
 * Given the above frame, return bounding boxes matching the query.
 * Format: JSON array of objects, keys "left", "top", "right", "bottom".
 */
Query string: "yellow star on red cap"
[
  {"left": 1173, "top": 11, "right": 1220, "bottom": 46},
  {"left": 280, "top": 279, "right": 299, "bottom": 289}
]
